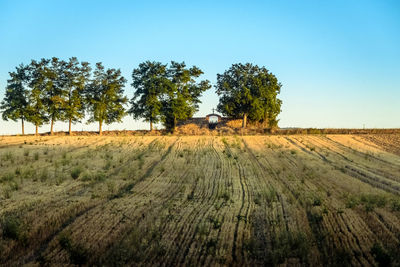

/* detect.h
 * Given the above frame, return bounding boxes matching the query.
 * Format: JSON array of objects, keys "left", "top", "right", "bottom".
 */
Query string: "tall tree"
[
  {"left": 129, "top": 61, "right": 167, "bottom": 131},
  {"left": 85, "top": 63, "right": 127, "bottom": 135},
  {"left": 216, "top": 63, "right": 282, "bottom": 128},
  {"left": 162, "top": 61, "right": 210, "bottom": 132},
  {"left": 27, "top": 59, "right": 49, "bottom": 135},
  {"left": 0, "top": 64, "right": 31, "bottom": 135},
  {"left": 62, "top": 57, "right": 91, "bottom": 135},
  {"left": 41, "top": 57, "right": 67, "bottom": 135}
]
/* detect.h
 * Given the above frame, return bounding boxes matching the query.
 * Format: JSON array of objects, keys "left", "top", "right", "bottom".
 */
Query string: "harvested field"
[{"left": 1, "top": 134, "right": 400, "bottom": 266}]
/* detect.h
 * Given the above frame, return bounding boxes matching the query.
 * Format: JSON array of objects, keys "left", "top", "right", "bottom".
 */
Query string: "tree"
[
  {"left": 215, "top": 63, "right": 282, "bottom": 128},
  {"left": 62, "top": 57, "right": 91, "bottom": 135},
  {"left": 0, "top": 64, "right": 31, "bottom": 135},
  {"left": 129, "top": 61, "right": 167, "bottom": 131},
  {"left": 161, "top": 61, "right": 210, "bottom": 132},
  {"left": 41, "top": 57, "right": 66, "bottom": 135},
  {"left": 85, "top": 63, "right": 127, "bottom": 135},
  {"left": 27, "top": 59, "right": 49, "bottom": 135}
]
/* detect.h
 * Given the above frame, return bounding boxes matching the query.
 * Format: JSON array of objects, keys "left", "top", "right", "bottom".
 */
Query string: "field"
[{"left": 1, "top": 134, "right": 400, "bottom": 266}]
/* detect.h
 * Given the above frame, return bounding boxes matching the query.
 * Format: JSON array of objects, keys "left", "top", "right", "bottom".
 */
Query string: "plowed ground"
[{"left": 1, "top": 134, "right": 400, "bottom": 266}]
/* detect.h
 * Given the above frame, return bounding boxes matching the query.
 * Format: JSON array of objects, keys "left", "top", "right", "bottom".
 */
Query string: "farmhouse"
[{"left": 177, "top": 109, "right": 226, "bottom": 129}]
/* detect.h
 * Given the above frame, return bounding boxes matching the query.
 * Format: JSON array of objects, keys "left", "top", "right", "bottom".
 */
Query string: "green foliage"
[
  {"left": 216, "top": 63, "right": 282, "bottom": 128},
  {"left": 1, "top": 172, "right": 15, "bottom": 183},
  {"left": 70, "top": 166, "right": 83, "bottom": 179},
  {"left": 41, "top": 57, "right": 66, "bottom": 132},
  {"left": 80, "top": 172, "right": 92, "bottom": 182},
  {"left": 94, "top": 171, "right": 106, "bottom": 182},
  {"left": 345, "top": 195, "right": 360, "bottom": 209},
  {"left": 0, "top": 64, "right": 31, "bottom": 134},
  {"left": 23, "top": 59, "right": 49, "bottom": 132},
  {"left": 2, "top": 216, "right": 20, "bottom": 240},
  {"left": 345, "top": 193, "right": 388, "bottom": 211},
  {"left": 0, "top": 57, "right": 92, "bottom": 135},
  {"left": 1, "top": 214, "right": 26, "bottom": 242},
  {"left": 391, "top": 199, "right": 400, "bottom": 211},
  {"left": 62, "top": 57, "right": 91, "bottom": 133},
  {"left": 127, "top": 61, "right": 211, "bottom": 132},
  {"left": 129, "top": 61, "right": 167, "bottom": 130},
  {"left": 360, "top": 193, "right": 387, "bottom": 212},
  {"left": 312, "top": 196, "right": 322, "bottom": 206},
  {"left": 85, "top": 63, "right": 127, "bottom": 134},
  {"left": 161, "top": 61, "right": 210, "bottom": 132}
]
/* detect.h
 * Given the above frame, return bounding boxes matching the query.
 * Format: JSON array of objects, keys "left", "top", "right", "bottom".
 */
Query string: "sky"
[{"left": 0, "top": 0, "right": 399, "bottom": 135}]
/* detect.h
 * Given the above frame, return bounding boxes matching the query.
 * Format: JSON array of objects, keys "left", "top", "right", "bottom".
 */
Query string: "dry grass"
[{"left": 1, "top": 134, "right": 400, "bottom": 266}]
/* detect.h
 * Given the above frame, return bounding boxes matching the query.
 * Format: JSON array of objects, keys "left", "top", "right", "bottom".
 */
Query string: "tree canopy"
[
  {"left": 130, "top": 61, "right": 210, "bottom": 132},
  {"left": 161, "top": 61, "right": 210, "bottom": 132},
  {"left": 62, "top": 57, "right": 91, "bottom": 135},
  {"left": 1, "top": 59, "right": 282, "bottom": 135},
  {"left": 40, "top": 57, "right": 66, "bottom": 135},
  {"left": 85, "top": 63, "right": 127, "bottom": 135},
  {"left": 129, "top": 61, "right": 168, "bottom": 131},
  {"left": 27, "top": 59, "right": 49, "bottom": 135},
  {"left": 216, "top": 63, "right": 282, "bottom": 128},
  {"left": 0, "top": 64, "right": 31, "bottom": 135}
]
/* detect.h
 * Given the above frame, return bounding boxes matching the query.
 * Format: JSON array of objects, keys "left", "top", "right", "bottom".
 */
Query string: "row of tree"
[{"left": 1, "top": 58, "right": 282, "bottom": 135}]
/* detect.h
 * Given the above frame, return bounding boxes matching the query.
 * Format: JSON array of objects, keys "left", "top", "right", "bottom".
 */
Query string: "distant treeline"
[{"left": 0, "top": 58, "right": 282, "bottom": 135}]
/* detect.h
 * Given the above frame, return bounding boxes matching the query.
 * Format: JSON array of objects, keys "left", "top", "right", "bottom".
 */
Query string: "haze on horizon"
[{"left": 0, "top": 0, "right": 399, "bottom": 135}]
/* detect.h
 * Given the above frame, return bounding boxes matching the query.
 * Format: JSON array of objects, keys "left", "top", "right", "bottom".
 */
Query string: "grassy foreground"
[{"left": 1, "top": 134, "right": 400, "bottom": 266}]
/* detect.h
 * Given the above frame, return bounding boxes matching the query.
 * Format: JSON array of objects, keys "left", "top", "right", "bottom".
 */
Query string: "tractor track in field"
[
  {"left": 23, "top": 200, "right": 102, "bottom": 264},
  {"left": 309, "top": 136, "right": 400, "bottom": 184},
  {"left": 143, "top": 140, "right": 207, "bottom": 263},
  {"left": 4, "top": 135, "right": 400, "bottom": 266},
  {"left": 223, "top": 141, "right": 251, "bottom": 264},
  {"left": 0, "top": 136, "right": 106, "bottom": 184},
  {"left": 166, "top": 140, "right": 224, "bottom": 265},
  {"left": 135, "top": 138, "right": 209, "bottom": 265},
  {"left": 324, "top": 136, "right": 398, "bottom": 166},
  {"left": 24, "top": 138, "right": 178, "bottom": 264},
  {"left": 253, "top": 137, "right": 383, "bottom": 265},
  {"left": 111, "top": 138, "right": 179, "bottom": 199},
  {"left": 1, "top": 138, "right": 124, "bottom": 263},
  {"left": 61, "top": 138, "right": 182, "bottom": 264},
  {"left": 286, "top": 136, "right": 400, "bottom": 195}
]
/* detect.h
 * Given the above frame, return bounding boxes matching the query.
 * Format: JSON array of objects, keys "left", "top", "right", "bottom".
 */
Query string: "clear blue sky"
[{"left": 0, "top": 0, "right": 399, "bottom": 134}]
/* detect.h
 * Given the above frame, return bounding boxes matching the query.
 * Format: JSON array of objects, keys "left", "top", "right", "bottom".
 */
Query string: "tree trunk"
[
  {"left": 150, "top": 120, "right": 153, "bottom": 131},
  {"left": 69, "top": 118, "right": 72, "bottom": 136},
  {"left": 173, "top": 116, "right": 177, "bottom": 133},
  {"left": 35, "top": 124, "right": 39, "bottom": 136},
  {"left": 242, "top": 113, "right": 247, "bottom": 128},
  {"left": 99, "top": 121, "right": 103, "bottom": 136},
  {"left": 50, "top": 118, "right": 54, "bottom": 135},
  {"left": 21, "top": 118, "right": 24, "bottom": 136}
]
